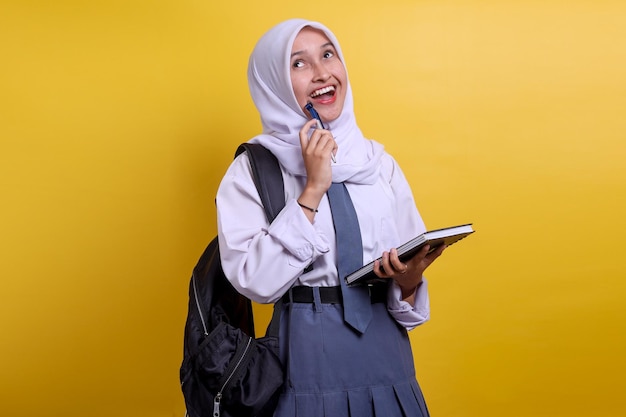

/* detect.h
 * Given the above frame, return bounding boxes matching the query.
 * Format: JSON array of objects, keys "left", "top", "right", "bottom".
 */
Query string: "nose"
[{"left": 311, "top": 61, "right": 331, "bottom": 82}]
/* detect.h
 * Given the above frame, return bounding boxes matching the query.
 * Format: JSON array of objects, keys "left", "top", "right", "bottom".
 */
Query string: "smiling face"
[{"left": 290, "top": 27, "right": 347, "bottom": 124}]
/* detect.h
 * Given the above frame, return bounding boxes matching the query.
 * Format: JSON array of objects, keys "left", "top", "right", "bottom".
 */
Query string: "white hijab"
[{"left": 247, "top": 19, "right": 385, "bottom": 184}]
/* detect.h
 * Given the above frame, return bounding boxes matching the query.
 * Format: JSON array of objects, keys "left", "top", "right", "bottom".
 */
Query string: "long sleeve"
[{"left": 216, "top": 152, "right": 332, "bottom": 303}]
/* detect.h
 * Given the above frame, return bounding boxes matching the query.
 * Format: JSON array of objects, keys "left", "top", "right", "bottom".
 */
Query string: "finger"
[
  {"left": 380, "top": 251, "right": 393, "bottom": 275},
  {"left": 316, "top": 132, "right": 338, "bottom": 161},
  {"left": 373, "top": 259, "right": 387, "bottom": 278},
  {"left": 425, "top": 244, "right": 446, "bottom": 262},
  {"left": 321, "top": 135, "right": 337, "bottom": 162},
  {"left": 389, "top": 248, "right": 401, "bottom": 263},
  {"left": 410, "top": 244, "right": 430, "bottom": 263},
  {"left": 299, "top": 119, "right": 320, "bottom": 148},
  {"left": 388, "top": 248, "right": 405, "bottom": 271},
  {"left": 307, "top": 130, "right": 336, "bottom": 160}
]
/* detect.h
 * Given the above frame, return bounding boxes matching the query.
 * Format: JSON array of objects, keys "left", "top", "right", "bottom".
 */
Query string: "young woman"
[{"left": 216, "top": 18, "right": 445, "bottom": 417}]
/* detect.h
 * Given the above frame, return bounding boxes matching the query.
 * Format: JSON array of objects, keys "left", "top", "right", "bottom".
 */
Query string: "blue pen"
[
  {"left": 305, "top": 102, "right": 336, "bottom": 162},
  {"left": 305, "top": 102, "right": 326, "bottom": 129}
]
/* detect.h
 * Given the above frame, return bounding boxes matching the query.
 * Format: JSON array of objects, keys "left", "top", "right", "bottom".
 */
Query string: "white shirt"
[{"left": 216, "top": 151, "right": 430, "bottom": 330}]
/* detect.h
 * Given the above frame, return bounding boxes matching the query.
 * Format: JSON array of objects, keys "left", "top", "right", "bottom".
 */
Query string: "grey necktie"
[{"left": 327, "top": 182, "right": 373, "bottom": 333}]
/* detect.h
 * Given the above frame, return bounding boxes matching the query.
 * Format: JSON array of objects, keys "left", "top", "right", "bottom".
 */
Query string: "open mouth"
[{"left": 310, "top": 85, "right": 336, "bottom": 99}]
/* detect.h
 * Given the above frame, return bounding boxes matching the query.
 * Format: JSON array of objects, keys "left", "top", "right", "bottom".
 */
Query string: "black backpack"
[{"left": 180, "top": 143, "right": 286, "bottom": 417}]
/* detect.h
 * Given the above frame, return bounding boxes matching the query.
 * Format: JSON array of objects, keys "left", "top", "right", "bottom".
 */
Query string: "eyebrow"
[{"left": 290, "top": 42, "right": 335, "bottom": 58}]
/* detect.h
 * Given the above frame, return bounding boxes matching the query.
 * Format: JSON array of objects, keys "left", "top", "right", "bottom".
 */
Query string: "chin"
[{"left": 322, "top": 104, "right": 344, "bottom": 123}]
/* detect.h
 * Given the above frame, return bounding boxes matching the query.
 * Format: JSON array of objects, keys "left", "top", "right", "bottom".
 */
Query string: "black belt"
[{"left": 281, "top": 285, "right": 387, "bottom": 305}]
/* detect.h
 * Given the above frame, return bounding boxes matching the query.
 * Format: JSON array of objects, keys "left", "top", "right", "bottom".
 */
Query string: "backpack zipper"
[
  {"left": 213, "top": 335, "right": 253, "bottom": 417},
  {"left": 191, "top": 274, "right": 209, "bottom": 336}
]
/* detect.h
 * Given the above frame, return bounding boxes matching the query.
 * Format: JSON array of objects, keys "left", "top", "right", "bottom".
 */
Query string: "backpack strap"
[
  {"left": 235, "top": 143, "right": 284, "bottom": 223},
  {"left": 235, "top": 143, "right": 285, "bottom": 339}
]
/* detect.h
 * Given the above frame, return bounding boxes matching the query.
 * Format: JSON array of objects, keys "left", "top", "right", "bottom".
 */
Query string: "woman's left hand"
[{"left": 373, "top": 244, "right": 446, "bottom": 303}]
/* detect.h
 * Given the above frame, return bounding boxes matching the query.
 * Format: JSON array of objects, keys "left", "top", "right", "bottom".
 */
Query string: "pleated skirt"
[{"left": 273, "top": 297, "right": 430, "bottom": 417}]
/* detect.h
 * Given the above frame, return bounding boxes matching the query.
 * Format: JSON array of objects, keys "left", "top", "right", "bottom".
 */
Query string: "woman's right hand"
[
  {"left": 297, "top": 119, "right": 337, "bottom": 220},
  {"left": 298, "top": 119, "right": 336, "bottom": 195}
]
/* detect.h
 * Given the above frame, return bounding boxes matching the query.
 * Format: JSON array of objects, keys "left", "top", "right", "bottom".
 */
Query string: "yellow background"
[{"left": 1, "top": 1, "right": 625, "bottom": 416}]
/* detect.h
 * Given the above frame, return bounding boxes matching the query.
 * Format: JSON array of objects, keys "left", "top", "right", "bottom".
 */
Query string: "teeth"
[{"left": 310, "top": 86, "right": 335, "bottom": 98}]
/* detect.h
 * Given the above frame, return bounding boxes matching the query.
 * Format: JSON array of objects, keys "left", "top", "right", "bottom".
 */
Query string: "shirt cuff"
[
  {"left": 267, "top": 199, "right": 330, "bottom": 267},
  {"left": 387, "top": 278, "right": 430, "bottom": 330}
]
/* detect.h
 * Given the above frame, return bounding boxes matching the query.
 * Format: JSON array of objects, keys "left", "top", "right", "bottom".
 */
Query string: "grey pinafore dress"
[{"left": 272, "top": 287, "right": 430, "bottom": 417}]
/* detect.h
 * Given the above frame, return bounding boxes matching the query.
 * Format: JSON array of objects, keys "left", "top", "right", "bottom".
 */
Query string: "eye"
[
  {"left": 292, "top": 60, "right": 305, "bottom": 69},
  {"left": 323, "top": 50, "right": 335, "bottom": 59}
]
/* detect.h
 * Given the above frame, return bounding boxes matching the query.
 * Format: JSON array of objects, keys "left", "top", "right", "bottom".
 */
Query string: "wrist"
[
  {"left": 399, "top": 277, "right": 423, "bottom": 299},
  {"left": 298, "top": 187, "right": 324, "bottom": 209},
  {"left": 302, "top": 182, "right": 328, "bottom": 199},
  {"left": 297, "top": 200, "right": 318, "bottom": 213}
]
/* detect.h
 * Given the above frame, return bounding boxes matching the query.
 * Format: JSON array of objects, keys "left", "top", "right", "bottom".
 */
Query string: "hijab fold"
[{"left": 247, "top": 19, "right": 384, "bottom": 184}]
